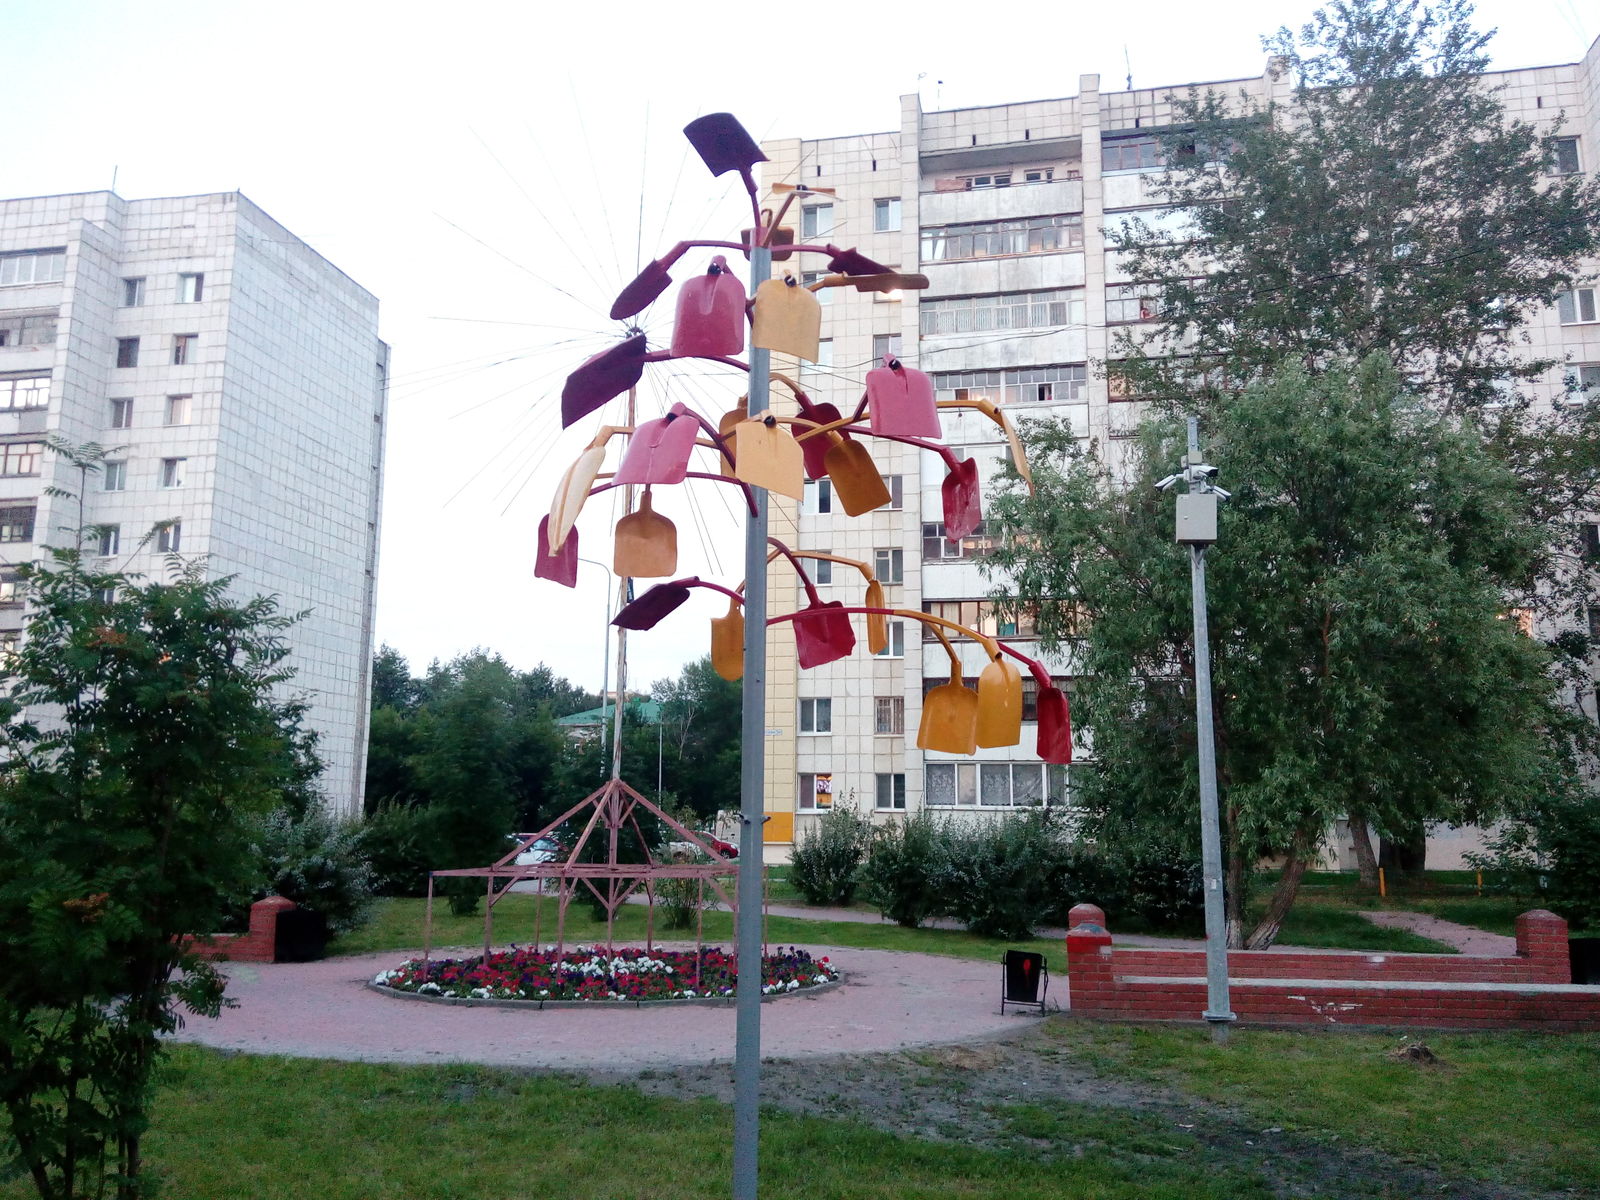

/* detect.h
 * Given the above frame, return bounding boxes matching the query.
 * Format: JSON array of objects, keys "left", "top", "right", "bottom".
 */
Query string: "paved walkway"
[
  {"left": 1358, "top": 910, "right": 1516, "bottom": 956},
  {"left": 171, "top": 943, "right": 1042, "bottom": 1070}
]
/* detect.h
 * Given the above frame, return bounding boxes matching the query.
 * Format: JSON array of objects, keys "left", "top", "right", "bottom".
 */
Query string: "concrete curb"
[{"left": 365, "top": 975, "right": 846, "bottom": 1010}]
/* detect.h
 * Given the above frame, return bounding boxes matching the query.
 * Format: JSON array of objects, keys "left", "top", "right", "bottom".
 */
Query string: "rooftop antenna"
[
  {"left": 1124, "top": 46, "right": 1134, "bottom": 90},
  {"left": 110, "top": 165, "right": 118, "bottom": 194}
]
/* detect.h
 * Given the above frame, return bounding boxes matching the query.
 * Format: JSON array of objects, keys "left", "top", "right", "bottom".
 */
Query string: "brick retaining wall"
[
  {"left": 186, "top": 896, "right": 295, "bottom": 964},
  {"left": 1064, "top": 905, "right": 1600, "bottom": 1031}
]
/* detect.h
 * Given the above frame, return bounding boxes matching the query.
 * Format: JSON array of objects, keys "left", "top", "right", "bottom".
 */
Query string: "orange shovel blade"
[
  {"left": 825, "top": 439, "right": 891, "bottom": 516},
  {"left": 710, "top": 603, "right": 744, "bottom": 681},
  {"left": 917, "top": 679, "right": 980, "bottom": 755},
  {"left": 976, "top": 658, "right": 1023, "bottom": 748},
  {"left": 613, "top": 491, "right": 678, "bottom": 578}
]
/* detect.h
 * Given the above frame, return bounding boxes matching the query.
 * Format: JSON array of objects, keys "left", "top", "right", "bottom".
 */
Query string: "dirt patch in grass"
[{"left": 604, "top": 1022, "right": 1570, "bottom": 1200}]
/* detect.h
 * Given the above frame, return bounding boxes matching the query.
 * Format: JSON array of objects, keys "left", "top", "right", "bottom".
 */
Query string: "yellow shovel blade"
[
  {"left": 733, "top": 414, "right": 805, "bottom": 500},
  {"left": 751, "top": 276, "right": 821, "bottom": 362},
  {"left": 864, "top": 580, "right": 887, "bottom": 655},
  {"left": 825, "top": 438, "right": 891, "bottom": 516},
  {"left": 976, "top": 657, "right": 1024, "bottom": 748},
  {"left": 917, "top": 674, "right": 980, "bottom": 756},
  {"left": 710, "top": 602, "right": 744, "bottom": 681},
  {"left": 549, "top": 445, "right": 606, "bottom": 551}
]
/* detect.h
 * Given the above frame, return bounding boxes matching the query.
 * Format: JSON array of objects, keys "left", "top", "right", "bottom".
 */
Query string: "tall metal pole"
[
  {"left": 1181, "top": 416, "right": 1235, "bottom": 1044},
  {"left": 579, "top": 556, "right": 614, "bottom": 779},
  {"left": 732, "top": 243, "right": 771, "bottom": 1200}
]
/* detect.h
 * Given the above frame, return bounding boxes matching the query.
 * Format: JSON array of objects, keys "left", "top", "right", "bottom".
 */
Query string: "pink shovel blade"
[
  {"left": 683, "top": 114, "right": 767, "bottom": 177},
  {"left": 562, "top": 334, "right": 648, "bottom": 428},
  {"left": 793, "top": 601, "right": 857, "bottom": 669},
  {"left": 671, "top": 256, "right": 746, "bottom": 359},
  {"left": 942, "top": 458, "right": 981, "bottom": 539},
  {"left": 534, "top": 515, "right": 578, "bottom": 588},
  {"left": 1035, "top": 686, "right": 1073, "bottom": 764},
  {"left": 615, "top": 404, "right": 700, "bottom": 486},
  {"left": 613, "top": 580, "right": 694, "bottom": 631},
  {"left": 610, "top": 260, "right": 673, "bottom": 320},
  {"left": 867, "top": 358, "right": 941, "bottom": 438}
]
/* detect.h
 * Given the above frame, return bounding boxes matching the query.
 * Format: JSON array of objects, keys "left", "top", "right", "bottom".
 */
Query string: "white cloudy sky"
[{"left": 3, "top": 0, "right": 1593, "bottom": 696}]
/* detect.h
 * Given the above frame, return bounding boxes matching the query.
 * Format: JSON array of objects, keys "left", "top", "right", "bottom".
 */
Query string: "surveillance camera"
[
  {"left": 1211, "top": 484, "right": 1232, "bottom": 501},
  {"left": 1189, "top": 463, "right": 1219, "bottom": 480},
  {"left": 1154, "top": 473, "right": 1182, "bottom": 491}
]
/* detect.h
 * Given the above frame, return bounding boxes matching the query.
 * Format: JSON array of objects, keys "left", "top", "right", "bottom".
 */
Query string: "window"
[
  {"left": 799, "top": 697, "right": 832, "bottom": 734},
  {"left": 93, "top": 586, "right": 116, "bottom": 605},
  {"left": 97, "top": 525, "right": 120, "bottom": 556},
  {"left": 0, "top": 572, "right": 21, "bottom": 606},
  {"left": 0, "top": 313, "right": 57, "bottom": 347},
  {"left": 925, "top": 761, "right": 1047, "bottom": 807},
  {"left": 874, "top": 547, "right": 904, "bottom": 584},
  {"left": 1559, "top": 289, "right": 1598, "bottom": 325},
  {"left": 872, "top": 333, "right": 902, "bottom": 363},
  {"left": 103, "top": 460, "right": 126, "bottom": 492},
  {"left": 800, "top": 269, "right": 832, "bottom": 305},
  {"left": 1023, "top": 168, "right": 1055, "bottom": 183},
  {"left": 160, "top": 457, "right": 187, "bottom": 488},
  {"left": 157, "top": 521, "right": 181, "bottom": 553},
  {"left": 924, "top": 599, "right": 1041, "bottom": 640},
  {"left": 920, "top": 289, "right": 1084, "bottom": 336},
  {"left": 0, "top": 505, "right": 35, "bottom": 543},
  {"left": 0, "top": 442, "right": 42, "bottom": 477},
  {"left": 1589, "top": 607, "right": 1600, "bottom": 640},
  {"left": 814, "top": 555, "right": 833, "bottom": 585},
  {"left": 922, "top": 521, "right": 996, "bottom": 561},
  {"left": 1569, "top": 364, "right": 1600, "bottom": 400},
  {"left": 171, "top": 335, "right": 197, "bottom": 365},
  {"left": 1584, "top": 523, "right": 1600, "bottom": 561},
  {"left": 165, "top": 394, "right": 191, "bottom": 425},
  {"left": 799, "top": 771, "right": 833, "bottom": 811},
  {"left": 1101, "top": 135, "right": 1162, "bottom": 171},
  {"left": 921, "top": 215, "right": 1083, "bottom": 262},
  {"left": 116, "top": 337, "right": 140, "bottom": 368},
  {"left": 1105, "top": 283, "right": 1165, "bottom": 323},
  {"left": 801, "top": 204, "right": 834, "bottom": 240},
  {"left": 0, "top": 249, "right": 66, "bottom": 287},
  {"left": 875, "top": 772, "right": 907, "bottom": 810},
  {"left": 177, "top": 272, "right": 204, "bottom": 303},
  {"left": 110, "top": 397, "right": 134, "bottom": 428},
  {"left": 886, "top": 474, "right": 904, "bottom": 510},
  {"left": 932, "top": 365, "right": 1087, "bottom": 406},
  {"left": 963, "top": 173, "right": 1012, "bottom": 189},
  {"left": 873, "top": 198, "right": 902, "bottom": 232},
  {"left": 122, "top": 277, "right": 145, "bottom": 307},
  {"left": 0, "top": 375, "right": 49, "bottom": 410},
  {"left": 874, "top": 620, "right": 906, "bottom": 658},
  {"left": 1021, "top": 675, "right": 1074, "bottom": 721},
  {"left": 874, "top": 696, "right": 905, "bottom": 735},
  {"left": 803, "top": 478, "right": 833, "bottom": 515},
  {"left": 1549, "top": 136, "right": 1581, "bottom": 176},
  {"left": 0, "top": 630, "right": 19, "bottom": 665}
]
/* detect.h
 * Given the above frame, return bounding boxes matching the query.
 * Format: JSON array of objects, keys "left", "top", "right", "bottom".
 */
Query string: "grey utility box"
[{"left": 1175, "top": 492, "right": 1218, "bottom": 544}]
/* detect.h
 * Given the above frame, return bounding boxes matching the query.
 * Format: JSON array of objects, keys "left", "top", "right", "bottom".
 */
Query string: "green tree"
[
  {"left": 0, "top": 552, "right": 311, "bottom": 1199},
  {"left": 991, "top": 360, "right": 1586, "bottom": 948},
  {"left": 653, "top": 656, "right": 741, "bottom": 819}
]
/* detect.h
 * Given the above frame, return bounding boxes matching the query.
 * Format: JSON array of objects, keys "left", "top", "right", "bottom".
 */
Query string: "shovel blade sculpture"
[
  {"left": 793, "top": 601, "right": 856, "bottom": 669},
  {"left": 975, "top": 657, "right": 1023, "bottom": 748},
  {"left": 562, "top": 334, "right": 648, "bottom": 428},
  {"left": 683, "top": 113, "right": 767, "bottom": 178},
  {"left": 615, "top": 405, "right": 699, "bottom": 486},
  {"left": 733, "top": 414, "right": 805, "bottom": 500},
  {"left": 825, "top": 438, "right": 891, "bottom": 516},
  {"left": 710, "top": 600, "right": 744, "bottom": 681},
  {"left": 917, "top": 665, "right": 980, "bottom": 755},
  {"left": 1035, "top": 684, "right": 1073, "bottom": 764},
  {"left": 864, "top": 580, "right": 888, "bottom": 655},
  {"left": 610, "top": 259, "right": 674, "bottom": 321},
  {"left": 671, "top": 256, "right": 746, "bottom": 359},
  {"left": 534, "top": 514, "right": 578, "bottom": 588},
  {"left": 795, "top": 400, "right": 845, "bottom": 480},
  {"left": 942, "top": 457, "right": 982, "bottom": 539},
  {"left": 751, "top": 275, "right": 821, "bottom": 362},
  {"left": 613, "top": 489, "right": 678, "bottom": 578},
  {"left": 613, "top": 579, "right": 694, "bottom": 630},
  {"left": 867, "top": 356, "right": 941, "bottom": 438}
]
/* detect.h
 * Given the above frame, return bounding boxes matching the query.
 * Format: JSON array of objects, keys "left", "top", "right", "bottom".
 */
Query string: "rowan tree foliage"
[
  {"left": 991, "top": 360, "right": 1589, "bottom": 948},
  {"left": 0, "top": 552, "right": 312, "bottom": 1199}
]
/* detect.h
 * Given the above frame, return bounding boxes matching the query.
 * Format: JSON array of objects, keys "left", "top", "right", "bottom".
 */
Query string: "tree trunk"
[
  {"left": 1379, "top": 827, "right": 1428, "bottom": 880},
  {"left": 1224, "top": 838, "right": 1247, "bottom": 949},
  {"left": 1244, "top": 838, "right": 1311, "bottom": 949},
  {"left": 1347, "top": 811, "right": 1379, "bottom": 888}
]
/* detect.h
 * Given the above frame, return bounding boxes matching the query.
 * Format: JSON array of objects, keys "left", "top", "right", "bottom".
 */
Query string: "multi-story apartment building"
[
  {"left": 0, "top": 192, "right": 387, "bottom": 816},
  {"left": 754, "top": 41, "right": 1600, "bottom": 861}
]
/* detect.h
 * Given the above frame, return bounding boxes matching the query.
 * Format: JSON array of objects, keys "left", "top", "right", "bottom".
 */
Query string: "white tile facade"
[
  {"left": 761, "top": 40, "right": 1600, "bottom": 849},
  {"left": 0, "top": 191, "right": 386, "bottom": 816}
]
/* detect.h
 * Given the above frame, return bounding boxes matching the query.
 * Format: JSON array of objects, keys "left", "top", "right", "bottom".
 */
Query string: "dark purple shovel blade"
[
  {"left": 534, "top": 515, "right": 578, "bottom": 588},
  {"left": 615, "top": 404, "right": 700, "bottom": 486},
  {"left": 1035, "top": 686, "right": 1073, "bottom": 764},
  {"left": 824, "top": 245, "right": 891, "bottom": 276},
  {"left": 942, "top": 458, "right": 981, "bottom": 539},
  {"left": 793, "top": 601, "right": 856, "bottom": 669},
  {"left": 561, "top": 334, "right": 648, "bottom": 428},
  {"left": 683, "top": 114, "right": 767, "bottom": 177},
  {"left": 613, "top": 579, "right": 694, "bottom": 630},
  {"left": 610, "top": 260, "right": 673, "bottom": 320}
]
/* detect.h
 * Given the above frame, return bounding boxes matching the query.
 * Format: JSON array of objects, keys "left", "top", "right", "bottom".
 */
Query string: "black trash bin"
[
  {"left": 274, "top": 908, "right": 329, "bottom": 963},
  {"left": 1001, "top": 950, "right": 1049, "bottom": 1015},
  {"left": 1570, "top": 937, "right": 1600, "bottom": 986}
]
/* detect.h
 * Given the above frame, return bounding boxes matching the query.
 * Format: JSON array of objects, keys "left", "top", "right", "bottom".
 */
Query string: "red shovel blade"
[
  {"left": 867, "top": 359, "right": 941, "bottom": 438},
  {"left": 610, "top": 260, "right": 673, "bottom": 321},
  {"left": 794, "top": 401, "right": 845, "bottom": 480},
  {"left": 562, "top": 334, "right": 648, "bottom": 428},
  {"left": 613, "top": 579, "right": 694, "bottom": 630},
  {"left": 1035, "top": 685, "right": 1073, "bottom": 764},
  {"left": 683, "top": 114, "right": 767, "bottom": 177},
  {"left": 670, "top": 257, "right": 746, "bottom": 358},
  {"left": 615, "top": 404, "right": 700, "bottom": 486},
  {"left": 942, "top": 458, "right": 981, "bottom": 539},
  {"left": 793, "top": 601, "right": 857, "bottom": 669},
  {"left": 534, "top": 515, "right": 578, "bottom": 588}
]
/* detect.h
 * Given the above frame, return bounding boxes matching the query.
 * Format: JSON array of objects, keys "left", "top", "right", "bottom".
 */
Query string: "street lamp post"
[{"left": 1160, "top": 416, "right": 1236, "bottom": 1044}]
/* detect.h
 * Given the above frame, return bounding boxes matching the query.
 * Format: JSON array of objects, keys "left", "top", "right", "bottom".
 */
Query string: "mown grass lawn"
[
  {"left": 1050, "top": 1021, "right": 1600, "bottom": 1195},
  {"left": 1283, "top": 869, "right": 1534, "bottom": 937},
  {"left": 0, "top": 1047, "right": 1268, "bottom": 1200}
]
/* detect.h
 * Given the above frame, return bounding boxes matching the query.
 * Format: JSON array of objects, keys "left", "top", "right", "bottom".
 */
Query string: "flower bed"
[{"left": 372, "top": 945, "right": 837, "bottom": 1003}]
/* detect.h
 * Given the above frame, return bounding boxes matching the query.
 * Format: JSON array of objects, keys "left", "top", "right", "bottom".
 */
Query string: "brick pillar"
[
  {"left": 1065, "top": 906, "right": 1115, "bottom": 1014},
  {"left": 248, "top": 896, "right": 297, "bottom": 962},
  {"left": 1515, "top": 909, "right": 1570, "bottom": 983}
]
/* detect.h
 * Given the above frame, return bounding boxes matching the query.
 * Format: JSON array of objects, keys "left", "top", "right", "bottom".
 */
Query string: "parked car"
[
  {"left": 508, "top": 835, "right": 565, "bottom": 866},
  {"left": 704, "top": 835, "right": 738, "bottom": 859}
]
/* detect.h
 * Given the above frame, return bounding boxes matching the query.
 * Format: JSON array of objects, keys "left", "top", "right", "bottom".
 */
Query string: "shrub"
[
  {"left": 1470, "top": 795, "right": 1600, "bottom": 932},
  {"left": 943, "top": 809, "right": 1072, "bottom": 940},
  {"left": 860, "top": 810, "right": 950, "bottom": 927},
  {"left": 249, "top": 806, "right": 374, "bottom": 934},
  {"left": 1105, "top": 839, "right": 1205, "bottom": 931},
  {"left": 362, "top": 802, "right": 436, "bottom": 897},
  {"left": 653, "top": 849, "right": 715, "bottom": 931},
  {"left": 789, "top": 806, "right": 872, "bottom": 906}
]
